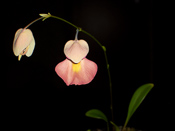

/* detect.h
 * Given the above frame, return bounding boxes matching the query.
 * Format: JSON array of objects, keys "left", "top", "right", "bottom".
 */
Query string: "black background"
[{"left": 2, "top": 0, "right": 173, "bottom": 131}]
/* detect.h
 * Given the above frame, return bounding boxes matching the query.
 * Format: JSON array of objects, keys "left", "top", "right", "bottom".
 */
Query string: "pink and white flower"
[{"left": 55, "top": 39, "right": 98, "bottom": 86}]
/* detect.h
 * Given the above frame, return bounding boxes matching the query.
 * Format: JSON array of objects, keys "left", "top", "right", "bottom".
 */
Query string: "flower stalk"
[
  {"left": 13, "top": 13, "right": 154, "bottom": 131},
  {"left": 81, "top": 29, "right": 114, "bottom": 123},
  {"left": 42, "top": 13, "right": 114, "bottom": 128}
]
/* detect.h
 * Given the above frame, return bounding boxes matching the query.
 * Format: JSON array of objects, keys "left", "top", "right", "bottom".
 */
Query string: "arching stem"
[
  {"left": 24, "top": 17, "right": 43, "bottom": 29},
  {"left": 42, "top": 13, "right": 114, "bottom": 130}
]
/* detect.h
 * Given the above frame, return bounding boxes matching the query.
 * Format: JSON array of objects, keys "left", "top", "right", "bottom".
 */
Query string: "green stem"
[
  {"left": 80, "top": 30, "right": 103, "bottom": 48},
  {"left": 49, "top": 14, "right": 114, "bottom": 131},
  {"left": 81, "top": 29, "right": 114, "bottom": 123},
  {"left": 107, "top": 122, "right": 110, "bottom": 131},
  {"left": 50, "top": 15, "right": 79, "bottom": 29},
  {"left": 24, "top": 17, "right": 43, "bottom": 29},
  {"left": 81, "top": 29, "right": 114, "bottom": 131}
]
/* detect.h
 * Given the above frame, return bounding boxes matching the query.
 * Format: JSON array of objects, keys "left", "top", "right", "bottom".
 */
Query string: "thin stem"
[
  {"left": 75, "top": 29, "right": 79, "bottom": 40},
  {"left": 81, "top": 29, "right": 114, "bottom": 123},
  {"left": 81, "top": 30, "right": 103, "bottom": 48},
  {"left": 50, "top": 15, "right": 79, "bottom": 29},
  {"left": 107, "top": 122, "right": 110, "bottom": 131},
  {"left": 82, "top": 30, "right": 114, "bottom": 131},
  {"left": 24, "top": 17, "right": 43, "bottom": 29}
]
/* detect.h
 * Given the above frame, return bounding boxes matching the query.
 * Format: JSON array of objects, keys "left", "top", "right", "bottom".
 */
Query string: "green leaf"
[
  {"left": 110, "top": 121, "right": 120, "bottom": 131},
  {"left": 85, "top": 109, "right": 108, "bottom": 122},
  {"left": 124, "top": 83, "right": 154, "bottom": 128}
]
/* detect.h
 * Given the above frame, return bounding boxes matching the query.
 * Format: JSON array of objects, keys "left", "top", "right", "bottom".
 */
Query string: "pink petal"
[
  {"left": 64, "top": 39, "right": 89, "bottom": 63},
  {"left": 55, "top": 58, "right": 98, "bottom": 86},
  {"left": 13, "top": 28, "right": 35, "bottom": 56},
  {"left": 55, "top": 59, "right": 74, "bottom": 86}
]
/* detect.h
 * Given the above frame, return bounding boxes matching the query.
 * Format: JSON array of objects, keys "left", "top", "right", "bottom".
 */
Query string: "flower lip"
[
  {"left": 55, "top": 58, "right": 98, "bottom": 86},
  {"left": 64, "top": 39, "right": 89, "bottom": 63}
]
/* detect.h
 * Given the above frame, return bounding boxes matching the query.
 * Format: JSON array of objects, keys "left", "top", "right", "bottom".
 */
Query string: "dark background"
[{"left": 2, "top": 0, "right": 172, "bottom": 131}]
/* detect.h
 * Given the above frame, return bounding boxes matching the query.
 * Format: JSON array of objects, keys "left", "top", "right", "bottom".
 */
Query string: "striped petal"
[
  {"left": 64, "top": 39, "right": 89, "bottom": 63},
  {"left": 55, "top": 58, "right": 97, "bottom": 86}
]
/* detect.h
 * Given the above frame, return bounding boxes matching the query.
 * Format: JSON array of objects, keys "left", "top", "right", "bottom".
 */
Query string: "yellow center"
[{"left": 72, "top": 62, "right": 81, "bottom": 73}]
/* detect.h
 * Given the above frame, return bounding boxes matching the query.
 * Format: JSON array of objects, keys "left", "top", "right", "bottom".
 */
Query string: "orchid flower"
[
  {"left": 55, "top": 30, "right": 98, "bottom": 86},
  {"left": 13, "top": 28, "right": 35, "bottom": 61}
]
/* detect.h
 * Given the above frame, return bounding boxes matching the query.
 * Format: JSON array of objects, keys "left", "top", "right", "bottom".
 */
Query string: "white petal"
[
  {"left": 26, "top": 37, "right": 35, "bottom": 57},
  {"left": 64, "top": 39, "right": 89, "bottom": 63},
  {"left": 13, "top": 28, "right": 23, "bottom": 56}
]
